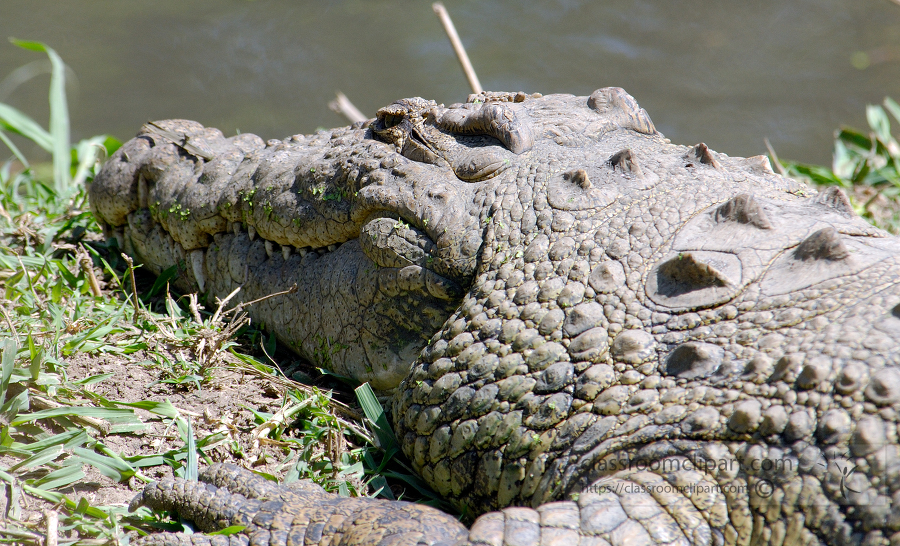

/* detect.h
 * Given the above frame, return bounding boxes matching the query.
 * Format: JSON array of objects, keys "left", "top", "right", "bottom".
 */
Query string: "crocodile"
[{"left": 90, "top": 88, "right": 900, "bottom": 546}]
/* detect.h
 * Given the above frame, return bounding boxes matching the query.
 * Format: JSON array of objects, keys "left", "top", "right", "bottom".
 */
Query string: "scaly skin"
[{"left": 91, "top": 89, "right": 900, "bottom": 546}]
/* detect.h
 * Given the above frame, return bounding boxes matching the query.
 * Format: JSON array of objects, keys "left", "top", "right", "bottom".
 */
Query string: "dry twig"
[
  {"left": 433, "top": 2, "right": 483, "bottom": 94},
  {"left": 121, "top": 253, "right": 140, "bottom": 314},
  {"left": 77, "top": 243, "right": 102, "bottom": 297},
  {"left": 764, "top": 138, "right": 788, "bottom": 177},
  {"left": 329, "top": 92, "right": 367, "bottom": 124},
  {"left": 43, "top": 509, "right": 58, "bottom": 546}
]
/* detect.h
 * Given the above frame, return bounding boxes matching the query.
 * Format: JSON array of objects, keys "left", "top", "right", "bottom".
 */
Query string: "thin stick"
[
  {"left": 433, "top": 2, "right": 483, "bottom": 94},
  {"left": 329, "top": 92, "right": 367, "bottom": 124},
  {"left": 764, "top": 138, "right": 788, "bottom": 177},
  {"left": 121, "top": 253, "right": 140, "bottom": 315},
  {"left": 43, "top": 509, "right": 58, "bottom": 546},
  {"left": 30, "top": 393, "right": 110, "bottom": 435},
  {"left": 0, "top": 305, "right": 17, "bottom": 344},
  {"left": 78, "top": 244, "right": 102, "bottom": 297},
  {"left": 224, "top": 283, "right": 298, "bottom": 316},
  {"left": 16, "top": 254, "right": 45, "bottom": 312}
]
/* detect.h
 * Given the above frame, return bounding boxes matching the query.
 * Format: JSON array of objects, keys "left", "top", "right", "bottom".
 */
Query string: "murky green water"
[{"left": 2, "top": 0, "right": 900, "bottom": 164}]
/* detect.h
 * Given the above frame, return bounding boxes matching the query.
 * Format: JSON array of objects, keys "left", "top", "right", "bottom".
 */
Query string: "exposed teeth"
[
  {"left": 265, "top": 240, "right": 275, "bottom": 258},
  {"left": 297, "top": 247, "right": 308, "bottom": 257},
  {"left": 248, "top": 225, "right": 257, "bottom": 241},
  {"left": 233, "top": 222, "right": 242, "bottom": 235},
  {"left": 282, "top": 246, "right": 291, "bottom": 260},
  {"left": 190, "top": 250, "right": 206, "bottom": 292},
  {"left": 327, "top": 244, "right": 337, "bottom": 252},
  {"left": 317, "top": 248, "right": 326, "bottom": 256}
]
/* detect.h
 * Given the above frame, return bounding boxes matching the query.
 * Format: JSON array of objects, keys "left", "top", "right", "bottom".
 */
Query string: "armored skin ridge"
[{"left": 91, "top": 88, "right": 900, "bottom": 546}]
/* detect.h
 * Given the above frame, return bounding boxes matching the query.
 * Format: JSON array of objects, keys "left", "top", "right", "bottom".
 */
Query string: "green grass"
[
  {"left": 777, "top": 96, "right": 900, "bottom": 233},
  {"left": 0, "top": 41, "right": 445, "bottom": 545}
]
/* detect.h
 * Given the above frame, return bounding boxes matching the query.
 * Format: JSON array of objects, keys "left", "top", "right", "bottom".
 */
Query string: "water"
[{"left": 1, "top": 0, "right": 899, "bottom": 164}]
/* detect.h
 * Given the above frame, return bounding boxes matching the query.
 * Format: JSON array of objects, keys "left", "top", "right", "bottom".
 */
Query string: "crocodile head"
[{"left": 89, "top": 93, "right": 541, "bottom": 391}]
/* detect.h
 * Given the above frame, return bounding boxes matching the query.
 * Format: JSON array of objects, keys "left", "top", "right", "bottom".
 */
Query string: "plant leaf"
[
  {"left": 354, "top": 383, "right": 396, "bottom": 452},
  {"left": 10, "top": 39, "right": 70, "bottom": 192}
]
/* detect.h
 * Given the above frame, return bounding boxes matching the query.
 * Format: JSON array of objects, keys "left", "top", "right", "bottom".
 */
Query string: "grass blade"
[
  {"left": 30, "top": 463, "right": 84, "bottom": 490},
  {"left": 0, "top": 338, "right": 15, "bottom": 407},
  {"left": 354, "top": 383, "right": 396, "bottom": 451},
  {"left": 182, "top": 417, "right": 198, "bottom": 481},
  {"left": 0, "top": 129, "right": 30, "bottom": 167},
  {"left": 10, "top": 406, "right": 136, "bottom": 426},
  {"left": 110, "top": 399, "right": 180, "bottom": 419},
  {"left": 72, "top": 446, "right": 136, "bottom": 482},
  {"left": 4, "top": 428, "right": 89, "bottom": 453},
  {"left": 7, "top": 445, "right": 64, "bottom": 472},
  {"left": 0, "top": 103, "right": 52, "bottom": 151},
  {"left": 10, "top": 39, "right": 70, "bottom": 192}
]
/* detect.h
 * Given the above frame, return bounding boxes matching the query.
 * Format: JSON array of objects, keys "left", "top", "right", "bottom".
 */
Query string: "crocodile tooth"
[
  {"left": 265, "top": 240, "right": 275, "bottom": 258},
  {"left": 327, "top": 244, "right": 337, "bottom": 252},
  {"left": 226, "top": 221, "right": 234, "bottom": 234},
  {"left": 233, "top": 222, "right": 242, "bottom": 235},
  {"left": 248, "top": 225, "right": 256, "bottom": 241},
  {"left": 793, "top": 227, "right": 849, "bottom": 261},
  {"left": 814, "top": 185, "right": 855, "bottom": 217},
  {"left": 564, "top": 168, "right": 591, "bottom": 189},
  {"left": 608, "top": 149, "right": 643, "bottom": 178},
  {"left": 686, "top": 143, "right": 721, "bottom": 169},
  {"left": 714, "top": 194, "right": 772, "bottom": 229},
  {"left": 297, "top": 247, "right": 308, "bottom": 257},
  {"left": 282, "top": 246, "right": 292, "bottom": 260},
  {"left": 190, "top": 250, "right": 206, "bottom": 292}
]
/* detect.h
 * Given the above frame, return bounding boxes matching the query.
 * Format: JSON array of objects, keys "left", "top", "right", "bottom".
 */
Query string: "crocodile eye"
[{"left": 382, "top": 114, "right": 401, "bottom": 129}]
